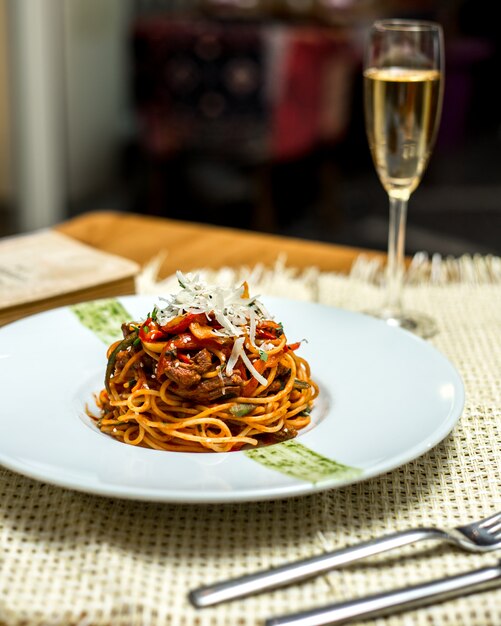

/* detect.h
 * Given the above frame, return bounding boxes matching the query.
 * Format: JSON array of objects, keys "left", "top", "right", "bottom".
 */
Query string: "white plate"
[{"left": 0, "top": 296, "right": 464, "bottom": 503}]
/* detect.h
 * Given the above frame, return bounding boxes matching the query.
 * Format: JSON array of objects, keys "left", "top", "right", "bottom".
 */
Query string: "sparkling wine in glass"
[{"left": 363, "top": 19, "right": 444, "bottom": 338}]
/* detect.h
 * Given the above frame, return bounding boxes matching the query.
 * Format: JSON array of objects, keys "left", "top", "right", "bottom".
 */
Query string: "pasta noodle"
[{"left": 91, "top": 272, "right": 318, "bottom": 452}]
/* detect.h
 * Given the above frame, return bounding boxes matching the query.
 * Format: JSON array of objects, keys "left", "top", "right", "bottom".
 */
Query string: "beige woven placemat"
[{"left": 1, "top": 254, "right": 501, "bottom": 626}]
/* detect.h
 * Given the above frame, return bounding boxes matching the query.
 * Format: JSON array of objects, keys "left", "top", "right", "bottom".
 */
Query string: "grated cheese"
[
  {"left": 226, "top": 337, "right": 245, "bottom": 376},
  {"left": 156, "top": 271, "right": 270, "bottom": 338},
  {"left": 238, "top": 345, "right": 268, "bottom": 387},
  {"left": 156, "top": 272, "right": 272, "bottom": 385}
]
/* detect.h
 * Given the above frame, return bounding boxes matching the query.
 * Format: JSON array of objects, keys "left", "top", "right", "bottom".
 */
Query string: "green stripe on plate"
[
  {"left": 245, "top": 440, "right": 361, "bottom": 484},
  {"left": 71, "top": 299, "right": 130, "bottom": 344}
]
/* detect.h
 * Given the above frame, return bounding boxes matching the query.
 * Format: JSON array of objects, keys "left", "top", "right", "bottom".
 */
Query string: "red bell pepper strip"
[
  {"left": 256, "top": 328, "right": 277, "bottom": 340},
  {"left": 160, "top": 313, "right": 205, "bottom": 335},
  {"left": 138, "top": 318, "right": 168, "bottom": 342}
]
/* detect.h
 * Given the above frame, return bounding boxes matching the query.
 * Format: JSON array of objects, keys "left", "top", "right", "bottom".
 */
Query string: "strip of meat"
[
  {"left": 191, "top": 348, "right": 213, "bottom": 374},
  {"left": 170, "top": 372, "right": 244, "bottom": 403},
  {"left": 162, "top": 360, "right": 202, "bottom": 388}
]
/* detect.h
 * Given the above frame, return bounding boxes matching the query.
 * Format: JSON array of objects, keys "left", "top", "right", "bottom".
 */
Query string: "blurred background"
[{"left": 0, "top": 0, "right": 500, "bottom": 256}]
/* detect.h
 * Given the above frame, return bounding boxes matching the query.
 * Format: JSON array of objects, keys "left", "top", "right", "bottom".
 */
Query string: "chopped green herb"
[
  {"left": 230, "top": 403, "right": 255, "bottom": 417},
  {"left": 293, "top": 379, "right": 310, "bottom": 389},
  {"left": 151, "top": 306, "right": 158, "bottom": 321},
  {"left": 143, "top": 325, "right": 150, "bottom": 333},
  {"left": 104, "top": 331, "right": 139, "bottom": 392},
  {"left": 259, "top": 350, "right": 269, "bottom": 362},
  {"left": 133, "top": 337, "right": 141, "bottom": 347}
]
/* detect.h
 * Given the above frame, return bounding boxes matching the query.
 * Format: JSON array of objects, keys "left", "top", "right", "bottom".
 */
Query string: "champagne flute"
[{"left": 363, "top": 19, "right": 444, "bottom": 338}]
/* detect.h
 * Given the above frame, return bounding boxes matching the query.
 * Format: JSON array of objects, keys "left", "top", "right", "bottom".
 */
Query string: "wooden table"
[{"left": 57, "top": 210, "right": 383, "bottom": 278}]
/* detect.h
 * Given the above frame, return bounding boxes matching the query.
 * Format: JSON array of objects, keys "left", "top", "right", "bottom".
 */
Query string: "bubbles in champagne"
[{"left": 364, "top": 67, "right": 442, "bottom": 199}]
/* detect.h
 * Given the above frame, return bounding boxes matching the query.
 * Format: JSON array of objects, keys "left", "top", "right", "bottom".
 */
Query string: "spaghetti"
[{"left": 92, "top": 272, "right": 318, "bottom": 452}]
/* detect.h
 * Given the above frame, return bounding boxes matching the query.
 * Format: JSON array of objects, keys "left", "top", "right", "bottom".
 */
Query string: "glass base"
[{"left": 365, "top": 308, "right": 438, "bottom": 339}]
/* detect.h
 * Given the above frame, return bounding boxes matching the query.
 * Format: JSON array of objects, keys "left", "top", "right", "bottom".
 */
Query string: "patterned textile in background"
[{"left": 1, "top": 254, "right": 500, "bottom": 626}]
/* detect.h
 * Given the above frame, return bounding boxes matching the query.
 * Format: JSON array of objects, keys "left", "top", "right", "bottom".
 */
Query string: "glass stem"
[{"left": 384, "top": 194, "right": 408, "bottom": 314}]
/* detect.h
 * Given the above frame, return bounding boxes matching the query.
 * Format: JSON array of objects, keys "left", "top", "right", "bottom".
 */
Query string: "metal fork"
[
  {"left": 265, "top": 560, "right": 501, "bottom": 626},
  {"left": 189, "top": 511, "right": 501, "bottom": 608}
]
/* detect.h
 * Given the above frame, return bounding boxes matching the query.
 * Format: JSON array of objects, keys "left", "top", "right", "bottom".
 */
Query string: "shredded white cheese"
[
  {"left": 238, "top": 346, "right": 268, "bottom": 387},
  {"left": 226, "top": 337, "right": 268, "bottom": 386},
  {"left": 156, "top": 271, "right": 270, "bottom": 338},
  {"left": 226, "top": 337, "right": 245, "bottom": 376},
  {"left": 155, "top": 272, "right": 272, "bottom": 385}
]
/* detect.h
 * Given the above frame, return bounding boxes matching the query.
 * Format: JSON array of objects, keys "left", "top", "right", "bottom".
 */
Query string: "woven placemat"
[{"left": 1, "top": 255, "right": 500, "bottom": 626}]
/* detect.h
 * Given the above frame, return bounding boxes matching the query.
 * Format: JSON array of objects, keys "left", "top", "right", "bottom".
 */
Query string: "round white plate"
[{"left": 0, "top": 296, "right": 464, "bottom": 503}]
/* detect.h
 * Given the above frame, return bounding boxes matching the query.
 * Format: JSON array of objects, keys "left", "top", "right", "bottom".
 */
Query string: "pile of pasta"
[{"left": 92, "top": 273, "right": 318, "bottom": 452}]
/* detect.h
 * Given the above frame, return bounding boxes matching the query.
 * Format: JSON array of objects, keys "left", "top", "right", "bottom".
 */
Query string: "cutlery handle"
[
  {"left": 189, "top": 528, "right": 443, "bottom": 607},
  {"left": 265, "top": 562, "right": 501, "bottom": 626}
]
